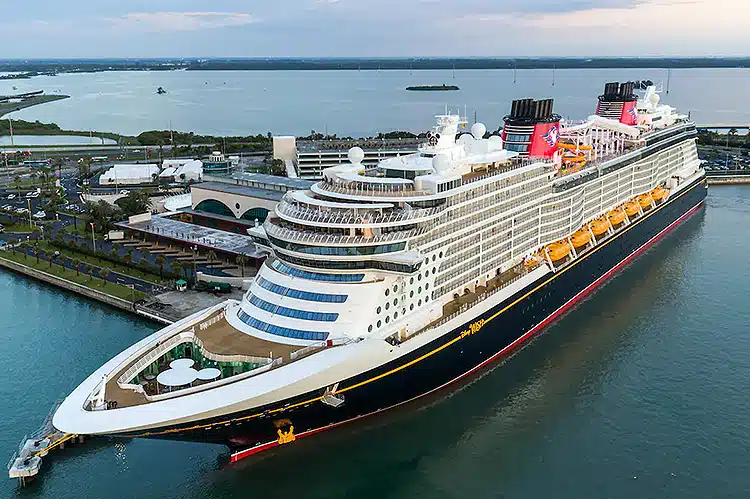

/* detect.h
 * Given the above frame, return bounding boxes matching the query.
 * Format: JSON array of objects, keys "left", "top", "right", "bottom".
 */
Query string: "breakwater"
[{"left": 0, "top": 254, "right": 173, "bottom": 324}]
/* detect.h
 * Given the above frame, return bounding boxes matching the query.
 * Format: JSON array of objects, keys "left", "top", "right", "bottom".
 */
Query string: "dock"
[{"left": 7, "top": 402, "right": 86, "bottom": 487}]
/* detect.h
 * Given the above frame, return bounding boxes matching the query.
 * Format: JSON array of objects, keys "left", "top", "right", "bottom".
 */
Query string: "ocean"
[{"left": 1, "top": 68, "right": 749, "bottom": 138}]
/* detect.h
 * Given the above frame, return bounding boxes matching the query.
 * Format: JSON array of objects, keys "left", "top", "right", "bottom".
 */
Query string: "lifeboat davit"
[
  {"left": 571, "top": 228, "right": 591, "bottom": 248},
  {"left": 624, "top": 200, "right": 640, "bottom": 217},
  {"left": 589, "top": 218, "right": 609, "bottom": 236},
  {"left": 547, "top": 241, "right": 572, "bottom": 262},
  {"left": 638, "top": 193, "right": 654, "bottom": 208},
  {"left": 608, "top": 208, "right": 626, "bottom": 226},
  {"left": 651, "top": 186, "right": 669, "bottom": 201}
]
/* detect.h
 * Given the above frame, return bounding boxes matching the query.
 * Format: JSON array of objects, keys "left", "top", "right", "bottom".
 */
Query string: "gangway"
[{"left": 7, "top": 401, "right": 88, "bottom": 487}]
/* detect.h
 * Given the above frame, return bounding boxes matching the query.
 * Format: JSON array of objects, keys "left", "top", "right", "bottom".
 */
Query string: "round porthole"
[
  {"left": 377, "top": 306, "right": 381, "bottom": 314},
  {"left": 368, "top": 325, "right": 373, "bottom": 333},
  {"left": 377, "top": 320, "right": 382, "bottom": 328}
]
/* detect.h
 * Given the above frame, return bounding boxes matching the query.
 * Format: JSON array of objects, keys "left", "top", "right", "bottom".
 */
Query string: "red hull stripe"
[{"left": 232, "top": 198, "right": 704, "bottom": 462}]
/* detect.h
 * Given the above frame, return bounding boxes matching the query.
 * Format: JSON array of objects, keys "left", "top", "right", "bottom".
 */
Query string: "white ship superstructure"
[{"left": 54, "top": 83, "right": 705, "bottom": 459}]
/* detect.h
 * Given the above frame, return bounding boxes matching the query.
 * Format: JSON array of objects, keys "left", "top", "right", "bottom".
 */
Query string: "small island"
[
  {"left": 156, "top": 87, "right": 167, "bottom": 94},
  {"left": 406, "top": 84, "right": 460, "bottom": 91}
]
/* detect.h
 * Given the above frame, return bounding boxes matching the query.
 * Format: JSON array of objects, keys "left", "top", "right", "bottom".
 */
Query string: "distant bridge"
[{"left": 696, "top": 124, "right": 750, "bottom": 130}]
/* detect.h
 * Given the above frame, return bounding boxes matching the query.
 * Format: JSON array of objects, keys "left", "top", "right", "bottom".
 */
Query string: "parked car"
[
  {"left": 15, "top": 207, "right": 29, "bottom": 215},
  {"left": 7, "top": 194, "right": 16, "bottom": 200},
  {"left": 32, "top": 210, "right": 46, "bottom": 220},
  {"left": 0, "top": 223, "right": 4, "bottom": 233},
  {"left": 25, "top": 190, "right": 40, "bottom": 199}
]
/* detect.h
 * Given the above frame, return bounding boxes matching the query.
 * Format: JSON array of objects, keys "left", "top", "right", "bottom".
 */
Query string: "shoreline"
[
  {"left": 2, "top": 57, "right": 750, "bottom": 75},
  {"left": 0, "top": 254, "right": 173, "bottom": 325}
]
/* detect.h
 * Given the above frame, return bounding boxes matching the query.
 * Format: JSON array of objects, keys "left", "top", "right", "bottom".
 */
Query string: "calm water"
[
  {"left": 1, "top": 68, "right": 749, "bottom": 137},
  {"left": 0, "top": 135, "right": 116, "bottom": 146},
  {"left": 1, "top": 185, "right": 750, "bottom": 498}
]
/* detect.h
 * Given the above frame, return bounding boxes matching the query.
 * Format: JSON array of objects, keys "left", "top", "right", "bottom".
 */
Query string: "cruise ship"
[{"left": 53, "top": 82, "right": 707, "bottom": 462}]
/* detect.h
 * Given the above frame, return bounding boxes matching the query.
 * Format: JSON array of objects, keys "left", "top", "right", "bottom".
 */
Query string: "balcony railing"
[
  {"left": 276, "top": 199, "right": 445, "bottom": 226},
  {"left": 316, "top": 181, "right": 431, "bottom": 198},
  {"left": 265, "top": 220, "right": 428, "bottom": 246}
]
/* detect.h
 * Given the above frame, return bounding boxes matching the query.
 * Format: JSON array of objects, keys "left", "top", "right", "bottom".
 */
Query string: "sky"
[{"left": 2, "top": 0, "right": 749, "bottom": 58}]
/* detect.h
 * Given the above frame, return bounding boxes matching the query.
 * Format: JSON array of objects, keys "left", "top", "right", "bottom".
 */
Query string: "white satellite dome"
[
  {"left": 432, "top": 154, "right": 451, "bottom": 173},
  {"left": 471, "top": 122, "right": 487, "bottom": 140},
  {"left": 348, "top": 146, "right": 365, "bottom": 165},
  {"left": 457, "top": 133, "right": 474, "bottom": 147},
  {"left": 488, "top": 135, "right": 503, "bottom": 151},
  {"left": 649, "top": 92, "right": 660, "bottom": 106}
]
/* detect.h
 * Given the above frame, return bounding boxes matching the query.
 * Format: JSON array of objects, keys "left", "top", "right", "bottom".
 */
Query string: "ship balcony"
[
  {"left": 312, "top": 180, "right": 431, "bottom": 199},
  {"left": 275, "top": 199, "right": 444, "bottom": 228},
  {"left": 264, "top": 218, "right": 428, "bottom": 247}
]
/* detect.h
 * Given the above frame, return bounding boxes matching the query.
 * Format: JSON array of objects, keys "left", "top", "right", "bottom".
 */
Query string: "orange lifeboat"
[
  {"left": 524, "top": 254, "right": 542, "bottom": 269},
  {"left": 624, "top": 200, "right": 640, "bottom": 217},
  {"left": 589, "top": 218, "right": 609, "bottom": 237},
  {"left": 608, "top": 208, "right": 626, "bottom": 226},
  {"left": 651, "top": 186, "right": 669, "bottom": 201},
  {"left": 638, "top": 193, "right": 654, "bottom": 208},
  {"left": 571, "top": 229, "right": 591, "bottom": 248},
  {"left": 546, "top": 240, "right": 571, "bottom": 262}
]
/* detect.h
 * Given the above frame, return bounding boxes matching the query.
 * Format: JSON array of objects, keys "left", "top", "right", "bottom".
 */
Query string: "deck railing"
[
  {"left": 276, "top": 199, "right": 444, "bottom": 226},
  {"left": 264, "top": 221, "right": 428, "bottom": 246}
]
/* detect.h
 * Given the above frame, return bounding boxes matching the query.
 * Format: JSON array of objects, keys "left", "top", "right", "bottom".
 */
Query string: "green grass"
[
  {"left": 0, "top": 248, "right": 148, "bottom": 302},
  {"left": 0, "top": 222, "right": 36, "bottom": 233},
  {"left": 43, "top": 240, "right": 170, "bottom": 286}
]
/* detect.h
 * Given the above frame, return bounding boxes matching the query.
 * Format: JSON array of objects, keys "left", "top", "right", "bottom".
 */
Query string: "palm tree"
[
  {"left": 170, "top": 260, "right": 183, "bottom": 280},
  {"left": 155, "top": 255, "right": 166, "bottom": 278},
  {"left": 99, "top": 268, "right": 110, "bottom": 286},
  {"left": 19, "top": 242, "right": 28, "bottom": 260},
  {"left": 13, "top": 175, "right": 21, "bottom": 192},
  {"left": 34, "top": 243, "right": 40, "bottom": 264},
  {"left": 206, "top": 250, "right": 217, "bottom": 265},
  {"left": 72, "top": 258, "right": 81, "bottom": 276},
  {"left": 236, "top": 254, "right": 249, "bottom": 277},
  {"left": 123, "top": 254, "right": 132, "bottom": 267}
]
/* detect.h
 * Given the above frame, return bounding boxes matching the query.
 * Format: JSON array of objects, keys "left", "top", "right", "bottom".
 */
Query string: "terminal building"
[
  {"left": 182, "top": 173, "right": 313, "bottom": 234},
  {"left": 273, "top": 135, "right": 418, "bottom": 180},
  {"left": 117, "top": 173, "right": 314, "bottom": 266}
]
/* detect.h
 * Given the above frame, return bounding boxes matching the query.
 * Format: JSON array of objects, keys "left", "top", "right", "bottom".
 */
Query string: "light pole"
[
  {"left": 90, "top": 222, "right": 96, "bottom": 251},
  {"left": 192, "top": 245, "right": 198, "bottom": 282}
]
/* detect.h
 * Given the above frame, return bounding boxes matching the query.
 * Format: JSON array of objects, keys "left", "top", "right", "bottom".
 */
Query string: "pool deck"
[{"left": 103, "top": 309, "right": 302, "bottom": 409}]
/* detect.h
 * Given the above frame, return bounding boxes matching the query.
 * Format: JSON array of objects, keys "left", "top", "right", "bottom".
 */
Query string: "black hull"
[{"left": 121, "top": 175, "right": 708, "bottom": 460}]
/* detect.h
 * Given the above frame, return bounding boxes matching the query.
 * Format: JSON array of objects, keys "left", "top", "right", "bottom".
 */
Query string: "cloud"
[{"left": 108, "top": 12, "right": 257, "bottom": 32}]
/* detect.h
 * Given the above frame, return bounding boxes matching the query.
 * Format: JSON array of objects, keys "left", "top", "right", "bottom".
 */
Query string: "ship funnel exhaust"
[
  {"left": 596, "top": 81, "right": 639, "bottom": 125},
  {"left": 502, "top": 98, "right": 560, "bottom": 158}
]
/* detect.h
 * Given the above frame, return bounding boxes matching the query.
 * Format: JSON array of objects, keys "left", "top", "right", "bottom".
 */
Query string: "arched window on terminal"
[
  {"left": 241, "top": 207, "right": 269, "bottom": 223},
  {"left": 195, "top": 199, "right": 235, "bottom": 218}
]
